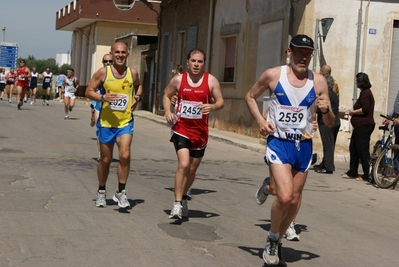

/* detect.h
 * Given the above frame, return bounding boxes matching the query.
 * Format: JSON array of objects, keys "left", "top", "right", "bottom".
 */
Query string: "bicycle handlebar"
[{"left": 380, "top": 114, "right": 394, "bottom": 121}]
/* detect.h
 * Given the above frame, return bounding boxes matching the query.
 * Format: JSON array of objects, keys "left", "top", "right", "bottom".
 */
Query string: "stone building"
[{"left": 55, "top": 0, "right": 159, "bottom": 109}]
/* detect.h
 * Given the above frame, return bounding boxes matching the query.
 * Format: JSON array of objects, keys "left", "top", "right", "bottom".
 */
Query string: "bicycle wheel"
[
  {"left": 369, "top": 140, "right": 382, "bottom": 182},
  {"left": 373, "top": 144, "right": 399, "bottom": 189}
]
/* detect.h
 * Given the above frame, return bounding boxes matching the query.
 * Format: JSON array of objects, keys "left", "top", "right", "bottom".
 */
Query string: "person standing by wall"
[
  {"left": 315, "top": 75, "right": 341, "bottom": 174},
  {"left": 342, "top": 72, "right": 375, "bottom": 182},
  {"left": 319, "top": 64, "right": 340, "bottom": 95}
]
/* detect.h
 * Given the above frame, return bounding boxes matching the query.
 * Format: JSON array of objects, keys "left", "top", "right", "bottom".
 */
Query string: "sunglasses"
[{"left": 103, "top": 60, "right": 113, "bottom": 64}]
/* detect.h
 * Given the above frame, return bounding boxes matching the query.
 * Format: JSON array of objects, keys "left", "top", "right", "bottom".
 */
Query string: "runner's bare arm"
[
  {"left": 162, "top": 75, "right": 181, "bottom": 124},
  {"left": 131, "top": 68, "right": 142, "bottom": 111},
  {"left": 245, "top": 67, "right": 278, "bottom": 135},
  {"left": 202, "top": 74, "right": 223, "bottom": 114},
  {"left": 86, "top": 68, "right": 105, "bottom": 102}
]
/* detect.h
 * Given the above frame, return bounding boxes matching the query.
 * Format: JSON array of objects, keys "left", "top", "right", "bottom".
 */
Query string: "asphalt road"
[{"left": 0, "top": 99, "right": 398, "bottom": 267}]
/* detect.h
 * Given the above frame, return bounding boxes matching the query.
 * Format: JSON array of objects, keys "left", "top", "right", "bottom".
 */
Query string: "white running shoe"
[
  {"left": 95, "top": 190, "right": 107, "bottom": 207},
  {"left": 169, "top": 202, "right": 183, "bottom": 219},
  {"left": 284, "top": 222, "right": 300, "bottom": 241},
  {"left": 30, "top": 101, "right": 33, "bottom": 105},
  {"left": 113, "top": 190, "right": 130, "bottom": 208},
  {"left": 64, "top": 114, "right": 69, "bottom": 120},
  {"left": 255, "top": 177, "right": 270, "bottom": 205},
  {"left": 263, "top": 236, "right": 279, "bottom": 265}
]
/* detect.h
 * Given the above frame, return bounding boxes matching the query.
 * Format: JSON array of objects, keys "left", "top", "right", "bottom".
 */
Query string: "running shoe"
[
  {"left": 186, "top": 187, "right": 192, "bottom": 200},
  {"left": 95, "top": 190, "right": 107, "bottom": 207},
  {"left": 284, "top": 222, "right": 300, "bottom": 241},
  {"left": 17, "top": 101, "right": 23, "bottom": 110},
  {"left": 263, "top": 236, "right": 279, "bottom": 265},
  {"left": 255, "top": 177, "right": 270, "bottom": 205},
  {"left": 46, "top": 100, "right": 49, "bottom": 106},
  {"left": 182, "top": 199, "right": 188, "bottom": 218},
  {"left": 30, "top": 101, "right": 34, "bottom": 105},
  {"left": 69, "top": 106, "right": 73, "bottom": 112},
  {"left": 64, "top": 114, "right": 69, "bottom": 120},
  {"left": 42, "top": 101, "right": 45, "bottom": 106},
  {"left": 23, "top": 97, "right": 27, "bottom": 103},
  {"left": 112, "top": 190, "right": 130, "bottom": 208},
  {"left": 169, "top": 202, "right": 183, "bottom": 219}
]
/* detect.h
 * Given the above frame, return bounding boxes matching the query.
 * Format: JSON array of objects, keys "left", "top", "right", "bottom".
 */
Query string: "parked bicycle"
[{"left": 371, "top": 114, "right": 399, "bottom": 188}]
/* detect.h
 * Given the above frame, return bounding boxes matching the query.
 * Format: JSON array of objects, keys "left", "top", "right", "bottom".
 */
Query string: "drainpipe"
[
  {"left": 361, "top": 0, "right": 371, "bottom": 70},
  {"left": 353, "top": 0, "right": 363, "bottom": 106}
]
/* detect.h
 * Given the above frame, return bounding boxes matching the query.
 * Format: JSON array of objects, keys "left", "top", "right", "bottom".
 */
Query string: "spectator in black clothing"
[
  {"left": 342, "top": 72, "right": 375, "bottom": 181},
  {"left": 315, "top": 75, "right": 341, "bottom": 174}
]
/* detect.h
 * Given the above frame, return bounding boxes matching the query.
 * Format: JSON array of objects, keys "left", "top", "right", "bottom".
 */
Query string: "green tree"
[
  {"left": 59, "top": 64, "right": 72, "bottom": 75},
  {"left": 18, "top": 56, "right": 60, "bottom": 74}
]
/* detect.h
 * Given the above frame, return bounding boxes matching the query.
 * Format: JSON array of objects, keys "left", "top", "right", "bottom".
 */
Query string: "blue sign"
[
  {"left": 0, "top": 42, "right": 19, "bottom": 68},
  {"left": 369, "top": 28, "right": 377, "bottom": 35}
]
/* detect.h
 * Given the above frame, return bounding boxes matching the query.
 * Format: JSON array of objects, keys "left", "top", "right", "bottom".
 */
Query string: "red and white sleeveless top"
[{"left": 172, "top": 72, "right": 211, "bottom": 145}]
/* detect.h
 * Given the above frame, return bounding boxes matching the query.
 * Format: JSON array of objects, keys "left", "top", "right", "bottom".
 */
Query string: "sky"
[{"left": 0, "top": 0, "right": 72, "bottom": 60}]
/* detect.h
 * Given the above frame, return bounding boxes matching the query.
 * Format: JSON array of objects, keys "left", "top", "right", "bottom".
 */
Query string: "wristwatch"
[
  {"left": 100, "top": 95, "right": 104, "bottom": 102},
  {"left": 322, "top": 106, "right": 330, "bottom": 114},
  {"left": 136, "top": 94, "right": 142, "bottom": 102}
]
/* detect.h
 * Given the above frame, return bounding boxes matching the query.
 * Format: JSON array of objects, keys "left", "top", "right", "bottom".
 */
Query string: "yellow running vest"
[{"left": 100, "top": 66, "right": 134, "bottom": 128}]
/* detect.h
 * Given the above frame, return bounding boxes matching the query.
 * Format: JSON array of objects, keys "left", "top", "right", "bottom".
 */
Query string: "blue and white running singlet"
[{"left": 267, "top": 65, "right": 316, "bottom": 141}]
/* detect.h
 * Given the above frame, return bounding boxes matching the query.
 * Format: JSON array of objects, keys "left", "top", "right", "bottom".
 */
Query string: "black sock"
[
  {"left": 47, "top": 95, "right": 50, "bottom": 101},
  {"left": 98, "top": 185, "right": 106, "bottom": 191},
  {"left": 175, "top": 200, "right": 182, "bottom": 204},
  {"left": 182, "top": 195, "right": 188, "bottom": 200},
  {"left": 43, "top": 95, "right": 45, "bottom": 100},
  {"left": 118, "top": 182, "right": 126, "bottom": 192}
]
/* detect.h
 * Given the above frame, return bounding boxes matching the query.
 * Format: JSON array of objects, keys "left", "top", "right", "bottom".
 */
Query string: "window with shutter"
[{"left": 223, "top": 36, "right": 236, "bottom": 82}]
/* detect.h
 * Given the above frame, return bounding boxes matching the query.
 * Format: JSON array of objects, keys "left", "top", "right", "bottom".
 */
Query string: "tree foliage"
[{"left": 18, "top": 55, "right": 71, "bottom": 75}]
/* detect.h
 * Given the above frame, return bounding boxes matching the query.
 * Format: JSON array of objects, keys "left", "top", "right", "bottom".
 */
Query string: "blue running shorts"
[
  {"left": 265, "top": 135, "right": 313, "bottom": 172},
  {"left": 97, "top": 121, "right": 134, "bottom": 144}
]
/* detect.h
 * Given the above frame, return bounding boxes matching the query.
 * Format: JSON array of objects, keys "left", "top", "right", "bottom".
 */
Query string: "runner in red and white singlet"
[
  {"left": 16, "top": 60, "right": 30, "bottom": 109},
  {"left": 163, "top": 48, "right": 224, "bottom": 220}
]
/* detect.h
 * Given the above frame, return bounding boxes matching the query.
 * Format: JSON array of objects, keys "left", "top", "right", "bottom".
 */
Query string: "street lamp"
[{"left": 2, "top": 27, "right": 5, "bottom": 42}]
